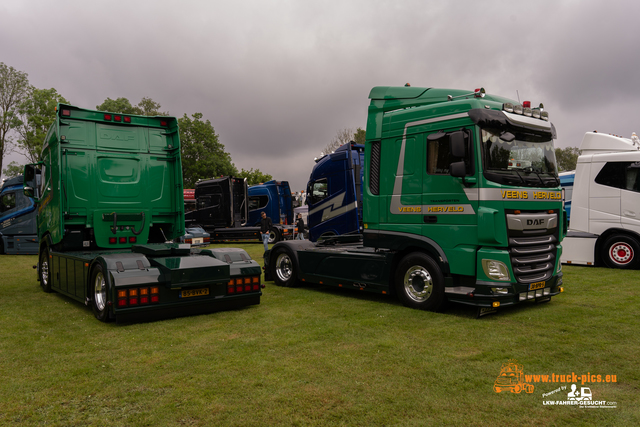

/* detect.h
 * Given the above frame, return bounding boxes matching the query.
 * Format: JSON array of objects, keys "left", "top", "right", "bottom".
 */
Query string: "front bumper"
[{"left": 445, "top": 272, "right": 563, "bottom": 308}]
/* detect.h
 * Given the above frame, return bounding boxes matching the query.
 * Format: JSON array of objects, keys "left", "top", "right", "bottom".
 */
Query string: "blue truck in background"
[
  {"left": 0, "top": 174, "right": 39, "bottom": 254},
  {"left": 559, "top": 171, "right": 574, "bottom": 222},
  {"left": 306, "top": 143, "right": 364, "bottom": 241},
  {"left": 247, "top": 180, "right": 294, "bottom": 228},
  {"left": 186, "top": 177, "right": 295, "bottom": 243}
]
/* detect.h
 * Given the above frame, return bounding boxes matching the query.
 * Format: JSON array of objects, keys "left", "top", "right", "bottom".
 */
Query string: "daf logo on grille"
[{"left": 527, "top": 219, "right": 545, "bottom": 226}]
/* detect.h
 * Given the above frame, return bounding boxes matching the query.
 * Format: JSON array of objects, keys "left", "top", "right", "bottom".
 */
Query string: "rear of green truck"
[{"left": 24, "top": 104, "right": 261, "bottom": 323}]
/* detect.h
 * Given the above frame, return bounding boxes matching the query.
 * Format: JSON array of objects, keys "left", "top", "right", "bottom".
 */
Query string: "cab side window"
[
  {"left": 426, "top": 137, "right": 454, "bottom": 175},
  {"left": 595, "top": 162, "right": 640, "bottom": 192},
  {"left": 249, "top": 196, "right": 268, "bottom": 211},
  {"left": 309, "top": 179, "right": 328, "bottom": 205},
  {"left": 0, "top": 192, "right": 16, "bottom": 213}
]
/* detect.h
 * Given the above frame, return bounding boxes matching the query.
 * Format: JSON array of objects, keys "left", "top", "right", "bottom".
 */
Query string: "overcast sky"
[{"left": 2, "top": 0, "right": 639, "bottom": 190}]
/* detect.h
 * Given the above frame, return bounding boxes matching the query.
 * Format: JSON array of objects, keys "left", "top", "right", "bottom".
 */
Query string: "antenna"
[{"left": 516, "top": 90, "right": 521, "bottom": 103}]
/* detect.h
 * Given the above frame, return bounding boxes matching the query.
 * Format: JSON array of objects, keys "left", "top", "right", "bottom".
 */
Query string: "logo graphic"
[
  {"left": 567, "top": 384, "right": 592, "bottom": 402},
  {"left": 494, "top": 359, "right": 534, "bottom": 394}
]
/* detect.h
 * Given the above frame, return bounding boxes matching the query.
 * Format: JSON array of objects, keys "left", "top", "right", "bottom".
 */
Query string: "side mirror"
[
  {"left": 23, "top": 164, "right": 40, "bottom": 201},
  {"left": 450, "top": 161, "right": 466, "bottom": 178},
  {"left": 500, "top": 131, "right": 515, "bottom": 142},
  {"left": 450, "top": 131, "right": 467, "bottom": 158}
]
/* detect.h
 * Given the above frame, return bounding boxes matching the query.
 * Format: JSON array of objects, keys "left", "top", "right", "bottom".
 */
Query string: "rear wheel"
[
  {"left": 268, "top": 227, "right": 281, "bottom": 244},
  {"left": 601, "top": 234, "right": 640, "bottom": 269},
  {"left": 39, "top": 246, "right": 52, "bottom": 293},
  {"left": 91, "top": 264, "right": 112, "bottom": 322},
  {"left": 271, "top": 246, "right": 298, "bottom": 287},
  {"left": 395, "top": 253, "right": 445, "bottom": 311}
]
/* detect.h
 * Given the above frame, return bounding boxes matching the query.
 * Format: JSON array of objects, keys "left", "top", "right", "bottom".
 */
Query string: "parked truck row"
[
  {"left": 185, "top": 177, "right": 296, "bottom": 243},
  {"left": 16, "top": 85, "right": 573, "bottom": 322}
]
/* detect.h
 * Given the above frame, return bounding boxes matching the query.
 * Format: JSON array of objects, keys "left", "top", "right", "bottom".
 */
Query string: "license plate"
[
  {"left": 192, "top": 238, "right": 203, "bottom": 244},
  {"left": 181, "top": 288, "right": 209, "bottom": 298},
  {"left": 529, "top": 281, "right": 545, "bottom": 291}
]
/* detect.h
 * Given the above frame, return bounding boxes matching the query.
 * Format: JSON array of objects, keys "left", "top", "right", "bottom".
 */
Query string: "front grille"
[{"left": 506, "top": 211, "right": 559, "bottom": 284}]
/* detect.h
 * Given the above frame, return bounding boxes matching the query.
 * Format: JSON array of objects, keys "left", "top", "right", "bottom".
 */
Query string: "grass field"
[{"left": 1, "top": 243, "right": 638, "bottom": 426}]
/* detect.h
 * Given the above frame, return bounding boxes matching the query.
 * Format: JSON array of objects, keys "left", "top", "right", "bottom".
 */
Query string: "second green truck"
[{"left": 266, "top": 85, "right": 565, "bottom": 316}]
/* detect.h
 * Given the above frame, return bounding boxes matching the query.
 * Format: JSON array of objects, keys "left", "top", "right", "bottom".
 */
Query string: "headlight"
[{"left": 482, "top": 260, "right": 511, "bottom": 281}]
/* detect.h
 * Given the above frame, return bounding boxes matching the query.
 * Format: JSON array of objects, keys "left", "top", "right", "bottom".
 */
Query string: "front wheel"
[
  {"left": 601, "top": 234, "right": 640, "bottom": 269},
  {"left": 91, "top": 264, "right": 112, "bottom": 322},
  {"left": 39, "top": 246, "right": 52, "bottom": 293},
  {"left": 394, "top": 253, "right": 445, "bottom": 311},
  {"left": 270, "top": 246, "right": 298, "bottom": 287}
]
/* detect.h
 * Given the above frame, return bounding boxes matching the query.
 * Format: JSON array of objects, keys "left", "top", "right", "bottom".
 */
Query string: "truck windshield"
[{"left": 481, "top": 128, "right": 559, "bottom": 188}]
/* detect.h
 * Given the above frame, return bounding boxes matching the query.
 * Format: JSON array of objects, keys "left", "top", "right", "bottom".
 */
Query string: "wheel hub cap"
[
  {"left": 404, "top": 266, "right": 433, "bottom": 302},
  {"left": 611, "top": 243, "right": 633, "bottom": 264}
]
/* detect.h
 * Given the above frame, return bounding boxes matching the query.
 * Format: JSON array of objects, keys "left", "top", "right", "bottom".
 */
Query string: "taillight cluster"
[
  {"left": 227, "top": 276, "right": 261, "bottom": 294},
  {"left": 117, "top": 286, "right": 159, "bottom": 307},
  {"left": 103, "top": 114, "right": 168, "bottom": 126},
  {"left": 109, "top": 236, "right": 137, "bottom": 245},
  {"left": 183, "top": 237, "right": 210, "bottom": 244}
]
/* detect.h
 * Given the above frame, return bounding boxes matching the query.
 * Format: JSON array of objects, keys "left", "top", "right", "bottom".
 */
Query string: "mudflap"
[{"left": 477, "top": 306, "right": 499, "bottom": 318}]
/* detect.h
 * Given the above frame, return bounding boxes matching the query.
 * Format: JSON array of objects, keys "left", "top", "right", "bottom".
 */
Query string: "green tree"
[
  {"left": 96, "top": 97, "right": 141, "bottom": 114},
  {"left": 555, "top": 147, "right": 581, "bottom": 172},
  {"left": 96, "top": 96, "right": 168, "bottom": 116},
  {"left": 353, "top": 127, "right": 366, "bottom": 145},
  {"left": 1, "top": 161, "right": 23, "bottom": 178},
  {"left": 15, "top": 87, "right": 68, "bottom": 164},
  {"left": 0, "top": 63, "right": 30, "bottom": 177},
  {"left": 239, "top": 168, "right": 273, "bottom": 186},
  {"left": 323, "top": 127, "right": 366, "bottom": 155},
  {"left": 179, "top": 112, "right": 237, "bottom": 188},
  {"left": 137, "top": 97, "right": 168, "bottom": 116}
]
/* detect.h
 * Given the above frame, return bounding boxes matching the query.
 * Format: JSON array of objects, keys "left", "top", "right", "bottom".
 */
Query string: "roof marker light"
[
  {"left": 61, "top": 109, "right": 71, "bottom": 116},
  {"left": 474, "top": 88, "right": 486, "bottom": 98},
  {"left": 523, "top": 101, "right": 531, "bottom": 108},
  {"left": 104, "top": 114, "right": 112, "bottom": 121},
  {"left": 124, "top": 116, "right": 131, "bottom": 123},
  {"left": 114, "top": 115, "right": 122, "bottom": 122}
]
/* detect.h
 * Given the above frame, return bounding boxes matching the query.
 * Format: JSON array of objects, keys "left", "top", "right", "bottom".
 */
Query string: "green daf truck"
[
  {"left": 23, "top": 104, "right": 262, "bottom": 323},
  {"left": 266, "top": 86, "right": 565, "bottom": 316}
]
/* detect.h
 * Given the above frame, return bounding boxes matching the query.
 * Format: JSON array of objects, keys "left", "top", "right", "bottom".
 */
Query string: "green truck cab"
[
  {"left": 266, "top": 86, "right": 564, "bottom": 316},
  {"left": 24, "top": 104, "right": 261, "bottom": 323}
]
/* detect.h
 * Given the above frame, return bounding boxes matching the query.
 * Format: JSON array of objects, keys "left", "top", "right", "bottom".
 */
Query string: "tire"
[
  {"left": 39, "top": 246, "right": 52, "bottom": 293},
  {"left": 268, "top": 227, "right": 281, "bottom": 244},
  {"left": 394, "top": 253, "right": 445, "bottom": 311},
  {"left": 270, "top": 246, "right": 298, "bottom": 287},
  {"left": 91, "top": 264, "right": 112, "bottom": 322},
  {"left": 601, "top": 234, "right": 640, "bottom": 269}
]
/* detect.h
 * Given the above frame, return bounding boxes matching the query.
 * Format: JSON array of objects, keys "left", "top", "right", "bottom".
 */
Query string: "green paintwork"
[
  {"left": 273, "top": 86, "right": 564, "bottom": 310},
  {"left": 24, "top": 104, "right": 260, "bottom": 322}
]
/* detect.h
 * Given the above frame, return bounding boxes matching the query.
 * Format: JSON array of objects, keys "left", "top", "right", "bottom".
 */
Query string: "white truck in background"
[{"left": 562, "top": 131, "right": 640, "bottom": 268}]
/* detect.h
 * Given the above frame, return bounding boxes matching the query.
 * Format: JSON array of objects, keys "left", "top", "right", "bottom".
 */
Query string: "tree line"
[{"left": 0, "top": 62, "right": 272, "bottom": 187}]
